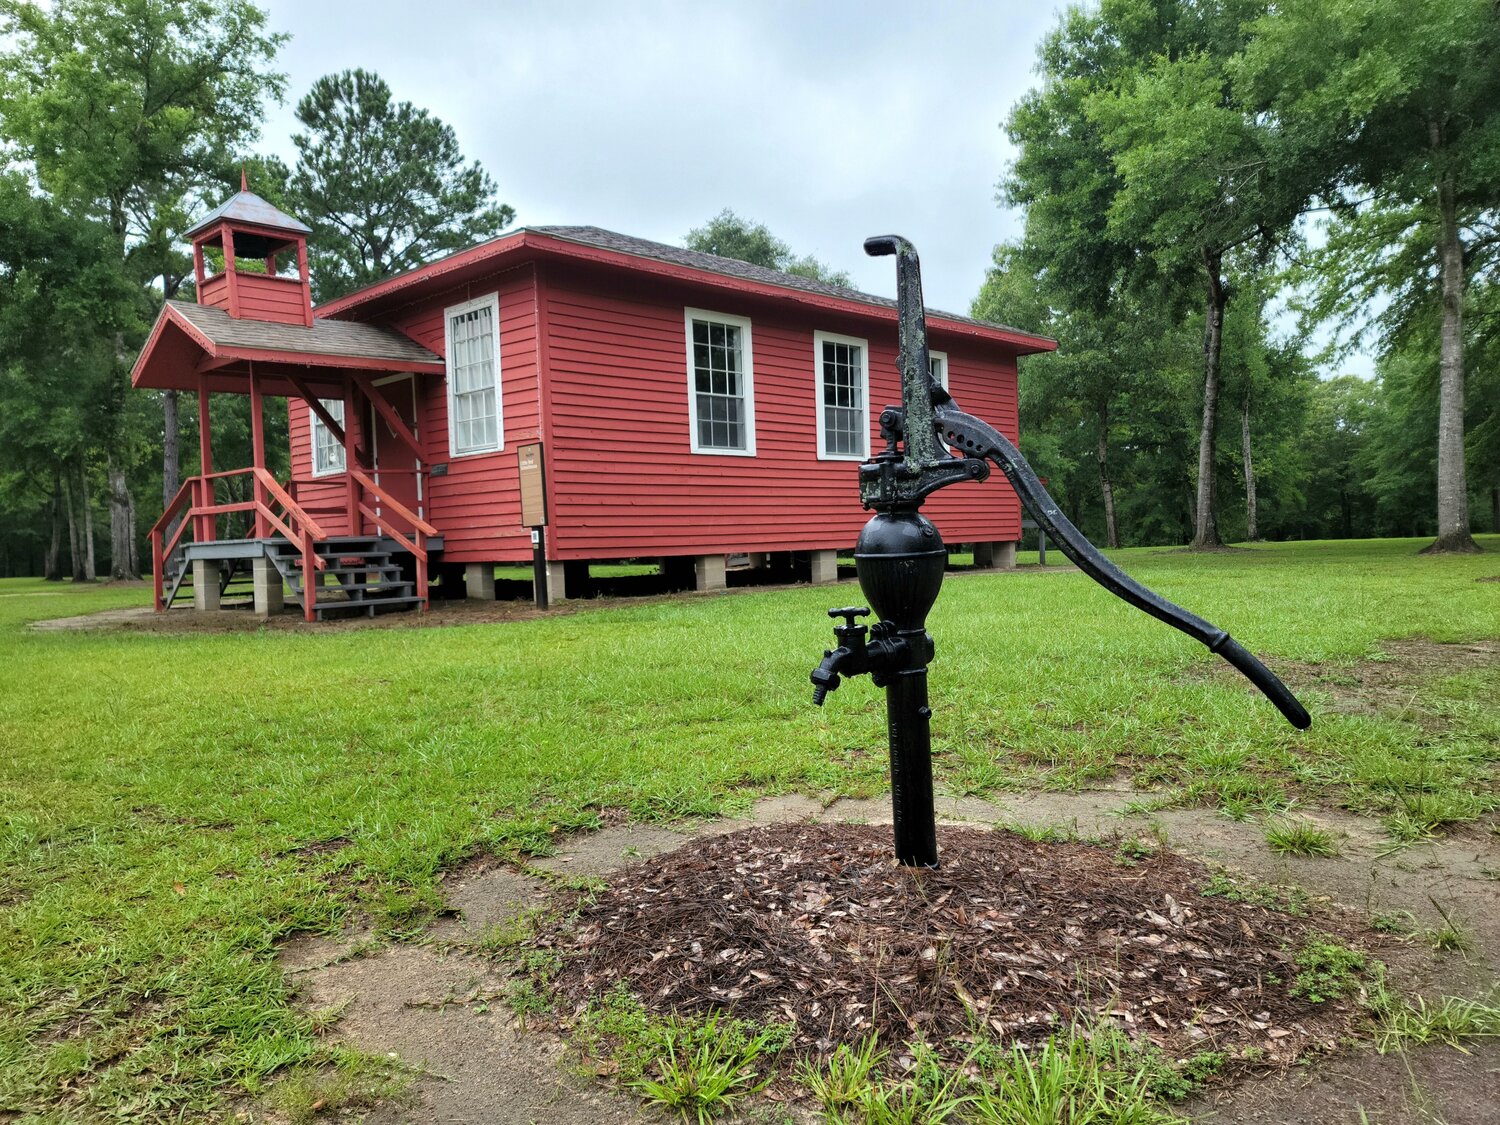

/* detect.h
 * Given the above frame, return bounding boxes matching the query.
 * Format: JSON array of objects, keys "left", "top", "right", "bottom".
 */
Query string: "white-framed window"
[
  {"left": 684, "top": 308, "right": 756, "bottom": 456},
  {"left": 814, "top": 331, "right": 870, "bottom": 460},
  {"left": 444, "top": 292, "right": 503, "bottom": 456},
  {"left": 928, "top": 350, "right": 949, "bottom": 390},
  {"left": 310, "top": 398, "right": 346, "bottom": 476}
]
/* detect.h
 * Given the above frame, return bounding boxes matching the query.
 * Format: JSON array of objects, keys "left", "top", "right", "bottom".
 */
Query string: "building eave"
[{"left": 317, "top": 230, "right": 1058, "bottom": 355}]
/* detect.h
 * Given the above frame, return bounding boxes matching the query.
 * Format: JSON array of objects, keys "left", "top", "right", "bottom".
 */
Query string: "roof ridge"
[{"left": 524, "top": 224, "right": 1027, "bottom": 335}]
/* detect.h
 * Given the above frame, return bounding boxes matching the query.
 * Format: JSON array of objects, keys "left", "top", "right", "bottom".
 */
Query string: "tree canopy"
[
  {"left": 1240, "top": 0, "right": 1500, "bottom": 551},
  {"left": 288, "top": 68, "right": 514, "bottom": 302},
  {"left": 996, "top": 0, "right": 1497, "bottom": 552},
  {"left": 0, "top": 0, "right": 286, "bottom": 578},
  {"left": 685, "top": 209, "right": 852, "bottom": 287}
]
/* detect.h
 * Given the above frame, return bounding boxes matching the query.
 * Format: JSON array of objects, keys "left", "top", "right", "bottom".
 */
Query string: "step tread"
[
  {"left": 296, "top": 582, "right": 414, "bottom": 601},
  {"left": 314, "top": 595, "right": 425, "bottom": 619}
]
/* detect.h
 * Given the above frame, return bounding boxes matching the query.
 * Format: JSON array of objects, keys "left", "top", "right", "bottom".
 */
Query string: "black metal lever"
[{"left": 934, "top": 403, "right": 1311, "bottom": 730}]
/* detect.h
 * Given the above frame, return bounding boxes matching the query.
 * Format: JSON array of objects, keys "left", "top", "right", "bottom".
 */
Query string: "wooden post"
[
  {"left": 302, "top": 528, "right": 316, "bottom": 622},
  {"left": 197, "top": 381, "right": 214, "bottom": 543},
  {"left": 220, "top": 223, "right": 239, "bottom": 318},
  {"left": 249, "top": 368, "right": 267, "bottom": 538},
  {"left": 343, "top": 374, "right": 359, "bottom": 536},
  {"left": 297, "top": 239, "right": 313, "bottom": 327},
  {"left": 151, "top": 527, "right": 164, "bottom": 610}
]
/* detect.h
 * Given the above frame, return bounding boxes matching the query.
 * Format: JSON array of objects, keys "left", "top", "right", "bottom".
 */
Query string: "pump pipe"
[{"left": 811, "top": 234, "right": 1311, "bottom": 870}]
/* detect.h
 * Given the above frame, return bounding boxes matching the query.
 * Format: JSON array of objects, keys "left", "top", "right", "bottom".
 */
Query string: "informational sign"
[{"left": 518, "top": 442, "right": 547, "bottom": 527}]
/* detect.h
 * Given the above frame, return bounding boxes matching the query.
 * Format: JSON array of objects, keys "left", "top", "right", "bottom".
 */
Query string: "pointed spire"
[{"left": 240, "top": 167, "right": 248, "bottom": 192}]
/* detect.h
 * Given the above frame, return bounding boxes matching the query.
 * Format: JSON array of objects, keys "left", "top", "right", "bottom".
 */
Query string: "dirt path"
[{"left": 272, "top": 790, "right": 1498, "bottom": 1124}]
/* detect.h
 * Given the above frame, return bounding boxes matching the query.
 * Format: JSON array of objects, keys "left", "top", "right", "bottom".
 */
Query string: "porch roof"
[{"left": 131, "top": 300, "right": 445, "bottom": 395}]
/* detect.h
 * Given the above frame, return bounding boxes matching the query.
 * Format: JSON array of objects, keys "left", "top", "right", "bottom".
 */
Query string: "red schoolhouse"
[{"left": 131, "top": 188, "right": 1055, "bottom": 620}]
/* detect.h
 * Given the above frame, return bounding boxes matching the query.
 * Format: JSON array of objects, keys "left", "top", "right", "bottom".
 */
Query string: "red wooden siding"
[
  {"left": 235, "top": 273, "right": 311, "bottom": 325},
  {"left": 539, "top": 262, "right": 1020, "bottom": 561},
  {"left": 199, "top": 272, "right": 229, "bottom": 311},
  {"left": 387, "top": 265, "right": 539, "bottom": 563},
  {"left": 286, "top": 265, "right": 542, "bottom": 563},
  {"left": 287, "top": 398, "right": 354, "bottom": 536},
  {"left": 287, "top": 258, "right": 1026, "bottom": 564}
]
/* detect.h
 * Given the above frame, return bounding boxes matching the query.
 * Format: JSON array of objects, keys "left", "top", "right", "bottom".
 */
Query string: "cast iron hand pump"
[{"left": 811, "top": 235, "right": 1311, "bottom": 869}]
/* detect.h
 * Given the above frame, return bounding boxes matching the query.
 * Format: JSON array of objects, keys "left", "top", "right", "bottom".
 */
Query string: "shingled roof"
[
  {"left": 164, "top": 300, "right": 441, "bottom": 366},
  {"left": 530, "top": 226, "right": 1019, "bottom": 335},
  {"left": 184, "top": 190, "right": 312, "bottom": 239}
]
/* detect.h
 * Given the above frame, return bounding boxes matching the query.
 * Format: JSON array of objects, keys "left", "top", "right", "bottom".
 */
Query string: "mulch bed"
[{"left": 541, "top": 823, "right": 1365, "bottom": 1065}]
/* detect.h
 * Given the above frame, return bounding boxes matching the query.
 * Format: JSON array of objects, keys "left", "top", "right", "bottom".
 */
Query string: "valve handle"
[
  {"left": 828, "top": 606, "right": 871, "bottom": 627},
  {"left": 933, "top": 402, "right": 1312, "bottom": 731}
]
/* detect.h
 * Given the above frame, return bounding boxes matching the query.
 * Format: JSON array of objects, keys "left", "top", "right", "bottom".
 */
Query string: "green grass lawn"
[{"left": 1, "top": 537, "right": 1496, "bottom": 1117}]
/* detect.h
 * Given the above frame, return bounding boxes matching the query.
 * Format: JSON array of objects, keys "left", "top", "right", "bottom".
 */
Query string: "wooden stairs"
[
  {"left": 268, "top": 536, "right": 425, "bottom": 620},
  {"left": 151, "top": 466, "right": 437, "bottom": 621}
]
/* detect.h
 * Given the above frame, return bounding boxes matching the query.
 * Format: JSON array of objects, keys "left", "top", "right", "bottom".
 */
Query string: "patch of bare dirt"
[
  {"left": 1187, "top": 636, "right": 1498, "bottom": 720},
  {"left": 284, "top": 942, "right": 634, "bottom": 1124},
  {"left": 1189, "top": 1037, "right": 1500, "bottom": 1124},
  {"left": 287, "top": 835, "right": 353, "bottom": 858},
  {"left": 543, "top": 823, "right": 1366, "bottom": 1066},
  {"left": 28, "top": 606, "right": 158, "bottom": 630}
]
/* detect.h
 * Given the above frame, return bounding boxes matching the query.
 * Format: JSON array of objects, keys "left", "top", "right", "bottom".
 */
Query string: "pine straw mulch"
[{"left": 538, "top": 823, "right": 1368, "bottom": 1067}]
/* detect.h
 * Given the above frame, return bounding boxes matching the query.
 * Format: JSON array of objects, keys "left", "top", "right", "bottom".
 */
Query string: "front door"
[{"left": 367, "top": 375, "right": 423, "bottom": 525}]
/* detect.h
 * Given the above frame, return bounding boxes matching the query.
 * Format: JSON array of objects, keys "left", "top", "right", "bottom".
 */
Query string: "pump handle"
[{"left": 934, "top": 402, "right": 1311, "bottom": 730}]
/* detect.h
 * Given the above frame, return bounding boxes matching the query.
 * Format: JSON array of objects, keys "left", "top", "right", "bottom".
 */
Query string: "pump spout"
[{"left": 810, "top": 605, "right": 911, "bottom": 705}]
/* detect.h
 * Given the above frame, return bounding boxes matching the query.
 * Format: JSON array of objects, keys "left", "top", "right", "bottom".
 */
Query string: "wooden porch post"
[
  {"left": 220, "top": 221, "right": 240, "bottom": 318},
  {"left": 196, "top": 380, "right": 215, "bottom": 543},
  {"left": 249, "top": 365, "right": 268, "bottom": 538},
  {"left": 343, "top": 373, "right": 359, "bottom": 536}
]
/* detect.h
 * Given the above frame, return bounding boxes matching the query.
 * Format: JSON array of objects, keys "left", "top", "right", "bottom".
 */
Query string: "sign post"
[{"left": 518, "top": 442, "right": 548, "bottom": 610}]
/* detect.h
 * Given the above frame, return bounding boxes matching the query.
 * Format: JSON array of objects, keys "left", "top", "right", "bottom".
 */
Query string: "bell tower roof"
[
  {"left": 184, "top": 188, "right": 312, "bottom": 243},
  {"left": 186, "top": 176, "right": 315, "bottom": 326}
]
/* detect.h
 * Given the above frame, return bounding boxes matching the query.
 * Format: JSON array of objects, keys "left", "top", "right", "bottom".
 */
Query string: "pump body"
[{"left": 811, "top": 236, "right": 1310, "bottom": 869}]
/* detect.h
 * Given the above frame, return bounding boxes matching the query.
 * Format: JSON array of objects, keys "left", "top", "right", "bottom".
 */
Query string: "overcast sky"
[
  {"left": 255, "top": 0, "right": 1369, "bottom": 375},
  {"left": 256, "top": 0, "right": 1063, "bottom": 318}
]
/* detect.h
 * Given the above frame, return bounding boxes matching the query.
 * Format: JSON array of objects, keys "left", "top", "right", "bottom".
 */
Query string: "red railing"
[
  {"left": 150, "top": 465, "right": 436, "bottom": 618},
  {"left": 349, "top": 467, "right": 437, "bottom": 611},
  {"left": 149, "top": 467, "right": 329, "bottom": 621}
]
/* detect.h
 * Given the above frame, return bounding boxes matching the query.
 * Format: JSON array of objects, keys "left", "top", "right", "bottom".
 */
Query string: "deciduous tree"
[
  {"left": 1242, "top": 0, "right": 1500, "bottom": 552},
  {"left": 0, "top": 0, "right": 286, "bottom": 576},
  {"left": 686, "top": 209, "right": 852, "bottom": 286},
  {"left": 1005, "top": 0, "right": 1314, "bottom": 548}
]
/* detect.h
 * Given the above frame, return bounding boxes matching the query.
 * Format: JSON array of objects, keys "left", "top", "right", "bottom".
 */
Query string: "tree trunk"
[
  {"left": 128, "top": 486, "right": 138, "bottom": 577},
  {"left": 107, "top": 454, "right": 140, "bottom": 580},
  {"left": 1191, "top": 247, "right": 1226, "bottom": 549},
  {"left": 80, "top": 464, "right": 97, "bottom": 581},
  {"left": 44, "top": 471, "right": 63, "bottom": 581},
  {"left": 63, "top": 465, "right": 86, "bottom": 582},
  {"left": 1491, "top": 485, "right": 1499, "bottom": 535},
  {"left": 1241, "top": 390, "right": 1258, "bottom": 542},
  {"left": 1096, "top": 406, "right": 1119, "bottom": 549},
  {"left": 1422, "top": 136, "right": 1478, "bottom": 552}
]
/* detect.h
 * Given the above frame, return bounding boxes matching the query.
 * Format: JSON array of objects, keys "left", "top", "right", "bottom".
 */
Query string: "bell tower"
[{"left": 185, "top": 173, "right": 314, "bottom": 327}]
